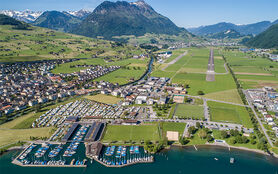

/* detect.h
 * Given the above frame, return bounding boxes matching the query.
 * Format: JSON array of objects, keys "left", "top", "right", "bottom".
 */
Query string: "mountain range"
[
  {"left": 206, "top": 29, "right": 243, "bottom": 39},
  {"left": 246, "top": 23, "right": 278, "bottom": 48},
  {"left": 188, "top": 21, "right": 278, "bottom": 36},
  {"left": 0, "top": 9, "right": 91, "bottom": 23}
]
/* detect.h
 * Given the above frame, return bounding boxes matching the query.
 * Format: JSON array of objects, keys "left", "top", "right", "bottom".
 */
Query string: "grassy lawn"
[
  {"left": 204, "top": 89, "right": 243, "bottom": 104},
  {"left": 212, "top": 130, "right": 258, "bottom": 149},
  {"left": 84, "top": 94, "right": 122, "bottom": 105},
  {"left": 0, "top": 127, "right": 53, "bottom": 147},
  {"left": 175, "top": 104, "right": 204, "bottom": 119},
  {"left": 102, "top": 124, "right": 161, "bottom": 143},
  {"left": 161, "top": 122, "right": 186, "bottom": 135},
  {"left": 208, "top": 101, "right": 253, "bottom": 128}
]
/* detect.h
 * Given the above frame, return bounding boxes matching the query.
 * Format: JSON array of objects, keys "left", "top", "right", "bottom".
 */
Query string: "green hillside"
[
  {"left": 246, "top": 23, "right": 278, "bottom": 48},
  {"left": 0, "top": 16, "right": 145, "bottom": 62}
]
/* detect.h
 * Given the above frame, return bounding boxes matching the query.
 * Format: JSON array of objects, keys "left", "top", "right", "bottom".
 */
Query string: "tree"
[
  {"left": 207, "top": 135, "right": 214, "bottom": 142},
  {"left": 179, "top": 137, "right": 190, "bottom": 145},
  {"left": 188, "top": 126, "right": 197, "bottom": 134},
  {"left": 196, "top": 122, "right": 201, "bottom": 129},
  {"left": 197, "top": 91, "right": 205, "bottom": 95},
  {"left": 199, "top": 129, "right": 207, "bottom": 139},
  {"left": 230, "top": 129, "right": 240, "bottom": 137},
  {"left": 221, "top": 130, "right": 229, "bottom": 139}
]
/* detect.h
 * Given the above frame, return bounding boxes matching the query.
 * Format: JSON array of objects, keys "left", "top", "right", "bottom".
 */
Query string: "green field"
[
  {"left": 208, "top": 101, "right": 252, "bottom": 128},
  {"left": 0, "top": 25, "right": 145, "bottom": 62},
  {"left": 84, "top": 94, "right": 122, "bottom": 105},
  {"left": 223, "top": 50, "right": 278, "bottom": 89},
  {"left": 174, "top": 104, "right": 204, "bottom": 119},
  {"left": 152, "top": 48, "right": 238, "bottom": 97},
  {"left": 161, "top": 122, "right": 186, "bottom": 135},
  {"left": 102, "top": 124, "right": 161, "bottom": 143},
  {"left": 0, "top": 128, "right": 53, "bottom": 147}
]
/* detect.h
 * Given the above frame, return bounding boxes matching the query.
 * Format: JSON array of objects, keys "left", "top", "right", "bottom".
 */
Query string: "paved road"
[
  {"left": 244, "top": 90, "right": 273, "bottom": 147},
  {"left": 203, "top": 98, "right": 210, "bottom": 121},
  {"left": 162, "top": 51, "right": 188, "bottom": 71}
]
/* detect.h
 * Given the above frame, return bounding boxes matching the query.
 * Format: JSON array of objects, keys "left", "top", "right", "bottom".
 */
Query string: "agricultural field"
[
  {"left": 223, "top": 50, "right": 278, "bottom": 89},
  {"left": 101, "top": 124, "right": 161, "bottom": 143},
  {"left": 208, "top": 101, "right": 253, "bottom": 128},
  {"left": 174, "top": 104, "right": 204, "bottom": 119},
  {"left": 84, "top": 94, "right": 122, "bottom": 105},
  {"left": 0, "top": 25, "right": 145, "bottom": 62}
]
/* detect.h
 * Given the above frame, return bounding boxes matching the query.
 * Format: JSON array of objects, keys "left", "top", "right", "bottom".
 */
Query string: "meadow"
[
  {"left": 174, "top": 104, "right": 204, "bottom": 119},
  {"left": 0, "top": 25, "right": 145, "bottom": 62},
  {"left": 84, "top": 94, "right": 122, "bottom": 105},
  {"left": 208, "top": 101, "right": 253, "bottom": 128},
  {"left": 223, "top": 49, "right": 278, "bottom": 89}
]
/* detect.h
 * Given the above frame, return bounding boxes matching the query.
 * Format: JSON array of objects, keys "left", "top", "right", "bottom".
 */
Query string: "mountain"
[
  {"left": 72, "top": 0, "right": 188, "bottom": 39},
  {"left": 246, "top": 23, "right": 278, "bottom": 48},
  {"left": 32, "top": 11, "right": 81, "bottom": 32},
  {"left": 0, "top": 9, "right": 91, "bottom": 23},
  {"left": 0, "top": 10, "right": 42, "bottom": 23},
  {"left": 207, "top": 29, "right": 243, "bottom": 39},
  {"left": 188, "top": 21, "right": 274, "bottom": 36},
  {"left": 0, "top": 14, "right": 30, "bottom": 30},
  {"left": 67, "top": 9, "right": 92, "bottom": 19}
]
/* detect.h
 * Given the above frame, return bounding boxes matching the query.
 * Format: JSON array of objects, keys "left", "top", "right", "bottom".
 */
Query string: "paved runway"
[{"left": 206, "top": 49, "right": 215, "bottom": 81}]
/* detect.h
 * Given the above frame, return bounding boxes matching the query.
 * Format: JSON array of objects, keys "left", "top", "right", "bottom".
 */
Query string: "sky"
[{"left": 1, "top": 0, "right": 278, "bottom": 28}]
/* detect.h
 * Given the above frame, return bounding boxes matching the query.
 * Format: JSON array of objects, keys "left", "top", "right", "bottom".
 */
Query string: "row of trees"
[{"left": 222, "top": 55, "right": 269, "bottom": 152}]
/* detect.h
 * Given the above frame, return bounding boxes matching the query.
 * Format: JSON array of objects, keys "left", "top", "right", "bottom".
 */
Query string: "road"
[
  {"left": 244, "top": 90, "right": 273, "bottom": 147},
  {"left": 203, "top": 98, "right": 210, "bottom": 121},
  {"left": 162, "top": 51, "right": 188, "bottom": 71}
]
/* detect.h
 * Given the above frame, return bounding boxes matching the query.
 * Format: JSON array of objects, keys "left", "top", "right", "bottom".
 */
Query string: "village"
[
  {"left": 0, "top": 59, "right": 120, "bottom": 117},
  {"left": 245, "top": 87, "right": 278, "bottom": 143}
]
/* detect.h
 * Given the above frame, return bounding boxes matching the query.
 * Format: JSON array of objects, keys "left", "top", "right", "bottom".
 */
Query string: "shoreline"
[{"left": 171, "top": 143, "right": 278, "bottom": 158}]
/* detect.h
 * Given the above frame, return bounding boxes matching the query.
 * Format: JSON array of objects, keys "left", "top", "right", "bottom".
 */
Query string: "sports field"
[
  {"left": 102, "top": 124, "right": 161, "bottom": 143},
  {"left": 161, "top": 122, "right": 186, "bottom": 135},
  {"left": 174, "top": 104, "right": 204, "bottom": 119},
  {"left": 208, "top": 101, "right": 252, "bottom": 128}
]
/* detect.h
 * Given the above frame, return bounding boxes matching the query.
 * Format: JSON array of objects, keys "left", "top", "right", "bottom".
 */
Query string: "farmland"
[
  {"left": 0, "top": 25, "right": 145, "bottom": 62},
  {"left": 208, "top": 101, "right": 253, "bottom": 128},
  {"left": 101, "top": 124, "right": 161, "bottom": 143},
  {"left": 223, "top": 49, "right": 278, "bottom": 89}
]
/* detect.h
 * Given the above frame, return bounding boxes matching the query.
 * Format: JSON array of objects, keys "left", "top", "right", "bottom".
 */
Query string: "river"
[{"left": 1, "top": 146, "right": 278, "bottom": 174}]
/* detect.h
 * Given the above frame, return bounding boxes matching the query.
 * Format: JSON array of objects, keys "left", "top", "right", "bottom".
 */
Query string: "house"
[
  {"left": 147, "top": 98, "right": 154, "bottom": 105},
  {"left": 28, "top": 100, "right": 38, "bottom": 107},
  {"left": 158, "top": 96, "right": 167, "bottom": 105},
  {"left": 173, "top": 95, "right": 184, "bottom": 103},
  {"left": 135, "top": 96, "right": 147, "bottom": 104},
  {"left": 122, "top": 120, "right": 139, "bottom": 125}
]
